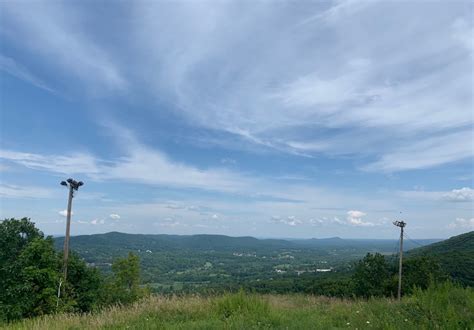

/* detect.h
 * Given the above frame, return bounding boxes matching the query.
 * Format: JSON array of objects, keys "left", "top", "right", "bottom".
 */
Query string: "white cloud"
[
  {"left": 90, "top": 219, "right": 105, "bottom": 225},
  {"left": 271, "top": 215, "right": 302, "bottom": 226},
  {"left": 109, "top": 213, "right": 121, "bottom": 220},
  {"left": 309, "top": 218, "right": 325, "bottom": 226},
  {"left": 346, "top": 210, "right": 374, "bottom": 227},
  {"left": 59, "top": 210, "right": 73, "bottom": 217},
  {"left": 0, "top": 184, "right": 55, "bottom": 199},
  {"left": 443, "top": 187, "right": 474, "bottom": 203},
  {"left": 364, "top": 130, "right": 473, "bottom": 172},
  {"left": 332, "top": 217, "right": 345, "bottom": 225},
  {"left": 447, "top": 218, "right": 474, "bottom": 230},
  {"left": 211, "top": 214, "right": 219, "bottom": 220}
]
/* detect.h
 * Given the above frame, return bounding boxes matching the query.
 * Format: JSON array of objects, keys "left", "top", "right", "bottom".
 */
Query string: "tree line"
[{"left": 0, "top": 218, "right": 148, "bottom": 322}]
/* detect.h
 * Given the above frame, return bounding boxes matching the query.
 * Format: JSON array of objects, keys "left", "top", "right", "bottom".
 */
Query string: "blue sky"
[{"left": 0, "top": 0, "right": 472, "bottom": 239}]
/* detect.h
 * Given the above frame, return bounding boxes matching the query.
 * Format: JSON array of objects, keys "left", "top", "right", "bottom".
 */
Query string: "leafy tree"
[
  {"left": 0, "top": 218, "right": 47, "bottom": 320},
  {"left": 60, "top": 252, "right": 103, "bottom": 313},
  {"left": 352, "top": 253, "right": 390, "bottom": 298},
  {"left": 401, "top": 256, "right": 447, "bottom": 295},
  {"left": 17, "top": 237, "right": 59, "bottom": 317},
  {"left": 0, "top": 218, "right": 105, "bottom": 321},
  {"left": 102, "top": 252, "right": 148, "bottom": 305}
]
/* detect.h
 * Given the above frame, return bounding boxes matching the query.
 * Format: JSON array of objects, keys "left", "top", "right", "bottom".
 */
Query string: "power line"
[
  {"left": 403, "top": 232, "right": 426, "bottom": 248},
  {"left": 391, "top": 236, "right": 400, "bottom": 258}
]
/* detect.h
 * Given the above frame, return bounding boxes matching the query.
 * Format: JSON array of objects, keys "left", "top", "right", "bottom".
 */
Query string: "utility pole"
[
  {"left": 393, "top": 220, "right": 406, "bottom": 301},
  {"left": 60, "top": 179, "right": 83, "bottom": 287}
]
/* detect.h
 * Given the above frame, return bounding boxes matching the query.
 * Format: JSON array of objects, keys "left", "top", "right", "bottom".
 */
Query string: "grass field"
[{"left": 3, "top": 282, "right": 473, "bottom": 329}]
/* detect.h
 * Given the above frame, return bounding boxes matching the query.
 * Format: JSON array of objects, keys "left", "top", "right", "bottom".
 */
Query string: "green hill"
[
  {"left": 407, "top": 231, "right": 474, "bottom": 286},
  {"left": 54, "top": 232, "right": 295, "bottom": 252}
]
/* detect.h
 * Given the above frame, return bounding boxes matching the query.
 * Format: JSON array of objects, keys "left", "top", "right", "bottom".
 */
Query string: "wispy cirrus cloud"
[
  {"left": 1, "top": 1, "right": 472, "bottom": 172},
  {"left": 129, "top": 1, "right": 472, "bottom": 171},
  {"left": 1, "top": 2, "right": 126, "bottom": 93},
  {"left": 0, "top": 150, "right": 100, "bottom": 175},
  {"left": 0, "top": 125, "right": 256, "bottom": 194},
  {"left": 0, "top": 184, "right": 55, "bottom": 199},
  {"left": 398, "top": 187, "right": 474, "bottom": 203},
  {"left": 364, "top": 130, "right": 473, "bottom": 172},
  {"left": 0, "top": 55, "right": 55, "bottom": 93}
]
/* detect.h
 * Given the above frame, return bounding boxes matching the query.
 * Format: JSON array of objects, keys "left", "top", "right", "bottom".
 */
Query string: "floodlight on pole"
[
  {"left": 59, "top": 178, "right": 84, "bottom": 296},
  {"left": 393, "top": 220, "right": 406, "bottom": 301}
]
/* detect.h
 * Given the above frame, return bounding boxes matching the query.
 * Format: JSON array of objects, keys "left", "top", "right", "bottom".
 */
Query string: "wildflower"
[
  {"left": 404, "top": 319, "right": 408, "bottom": 322},
  {"left": 356, "top": 310, "right": 360, "bottom": 313},
  {"left": 346, "top": 322, "right": 350, "bottom": 325},
  {"left": 366, "top": 321, "right": 370, "bottom": 324}
]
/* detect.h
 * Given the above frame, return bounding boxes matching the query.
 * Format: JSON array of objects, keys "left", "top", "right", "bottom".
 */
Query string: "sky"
[{"left": 0, "top": 0, "right": 473, "bottom": 239}]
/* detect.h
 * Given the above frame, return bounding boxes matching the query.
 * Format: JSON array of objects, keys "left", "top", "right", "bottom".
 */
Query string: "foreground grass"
[{"left": 3, "top": 282, "right": 473, "bottom": 329}]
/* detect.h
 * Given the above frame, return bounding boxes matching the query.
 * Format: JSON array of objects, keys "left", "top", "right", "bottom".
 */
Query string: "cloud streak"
[{"left": 1, "top": 1, "right": 472, "bottom": 171}]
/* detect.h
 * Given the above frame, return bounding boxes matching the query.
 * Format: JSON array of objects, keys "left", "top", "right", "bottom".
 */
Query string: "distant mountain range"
[
  {"left": 54, "top": 231, "right": 440, "bottom": 252},
  {"left": 53, "top": 231, "right": 472, "bottom": 288}
]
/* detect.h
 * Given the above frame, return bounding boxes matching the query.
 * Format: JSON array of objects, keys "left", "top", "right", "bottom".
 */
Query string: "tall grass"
[{"left": 3, "top": 282, "right": 473, "bottom": 329}]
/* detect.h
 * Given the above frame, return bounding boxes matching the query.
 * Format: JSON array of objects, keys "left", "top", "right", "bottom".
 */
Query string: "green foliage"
[
  {"left": 352, "top": 253, "right": 391, "bottom": 297},
  {"left": 0, "top": 218, "right": 105, "bottom": 321},
  {"left": 17, "top": 237, "right": 59, "bottom": 318},
  {"left": 400, "top": 255, "right": 447, "bottom": 294},
  {"left": 0, "top": 218, "right": 50, "bottom": 321},
  {"left": 407, "top": 231, "right": 474, "bottom": 286},
  {"left": 101, "top": 252, "right": 148, "bottom": 305},
  {"left": 60, "top": 252, "right": 103, "bottom": 313}
]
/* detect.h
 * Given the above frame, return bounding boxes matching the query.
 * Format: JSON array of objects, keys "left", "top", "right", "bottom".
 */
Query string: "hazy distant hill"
[
  {"left": 54, "top": 232, "right": 437, "bottom": 253},
  {"left": 54, "top": 232, "right": 295, "bottom": 252},
  {"left": 407, "top": 231, "right": 474, "bottom": 286}
]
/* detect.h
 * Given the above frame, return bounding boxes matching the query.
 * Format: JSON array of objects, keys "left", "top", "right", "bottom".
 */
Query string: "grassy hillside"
[
  {"left": 4, "top": 282, "right": 473, "bottom": 329},
  {"left": 407, "top": 231, "right": 474, "bottom": 286}
]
